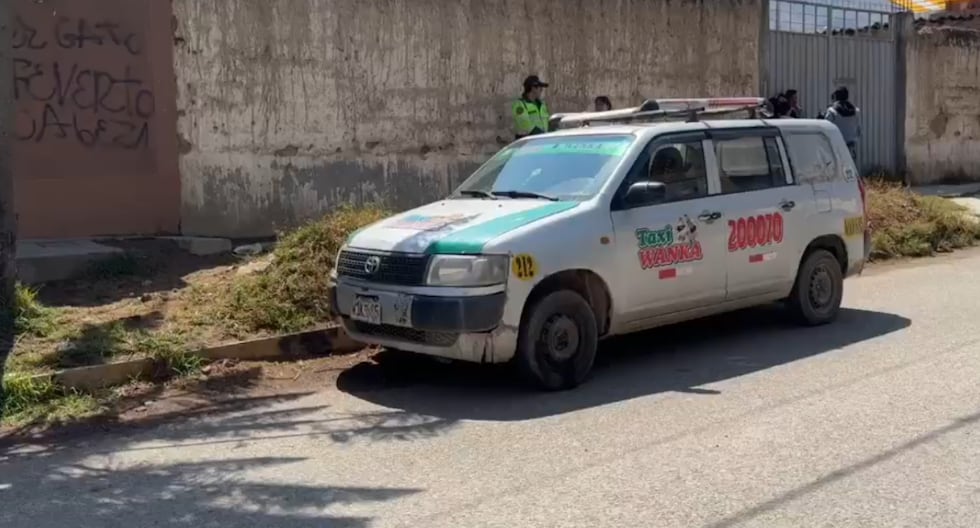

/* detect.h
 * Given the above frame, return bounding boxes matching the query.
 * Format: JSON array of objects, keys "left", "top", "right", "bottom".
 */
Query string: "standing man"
[
  {"left": 824, "top": 86, "right": 861, "bottom": 161},
  {"left": 785, "top": 89, "right": 804, "bottom": 118},
  {"left": 594, "top": 96, "right": 612, "bottom": 112},
  {"left": 769, "top": 94, "right": 791, "bottom": 118},
  {"left": 513, "top": 75, "right": 551, "bottom": 140}
]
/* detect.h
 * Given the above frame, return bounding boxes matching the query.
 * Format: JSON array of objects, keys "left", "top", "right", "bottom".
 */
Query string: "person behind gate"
[
  {"left": 594, "top": 96, "right": 612, "bottom": 112},
  {"left": 513, "top": 75, "right": 551, "bottom": 139},
  {"left": 823, "top": 86, "right": 861, "bottom": 162},
  {"left": 785, "top": 89, "right": 803, "bottom": 118}
]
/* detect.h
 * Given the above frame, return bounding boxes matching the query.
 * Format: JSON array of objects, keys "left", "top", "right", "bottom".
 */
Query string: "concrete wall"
[
  {"left": 11, "top": 0, "right": 180, "bottom": 238},
  {"left": 905, "top": 23, "right": 980, "bottom": 184},
  {"left": 173, "top": 0, "right": 763, "bottom": 238}
]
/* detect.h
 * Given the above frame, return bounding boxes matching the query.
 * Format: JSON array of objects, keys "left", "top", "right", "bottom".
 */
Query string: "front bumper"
[{"left": 330, "top": 277, "right": 517, "bottom": 363}]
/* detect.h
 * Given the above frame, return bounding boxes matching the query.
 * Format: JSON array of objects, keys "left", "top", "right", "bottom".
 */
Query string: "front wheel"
[
  {"left": 788, "top": 249, "right": 844, "bottom": 326},
  {"left": 516, "top": 290, "right": 598, "bottom": 391}
]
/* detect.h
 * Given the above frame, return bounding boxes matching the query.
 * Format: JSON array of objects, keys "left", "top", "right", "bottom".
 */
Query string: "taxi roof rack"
[{"left": 550, "top": 97, "right": 769, "bottom": 130}]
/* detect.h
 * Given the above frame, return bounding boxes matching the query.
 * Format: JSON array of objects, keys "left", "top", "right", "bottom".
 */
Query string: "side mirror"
[{"left": 624, "top": 181, "right": 667, "bottom": 207}]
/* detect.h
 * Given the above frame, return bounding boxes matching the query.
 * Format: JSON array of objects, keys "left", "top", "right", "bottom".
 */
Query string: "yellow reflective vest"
[{"left": 512, "top": 98, "right": 550, "bottom": 138}]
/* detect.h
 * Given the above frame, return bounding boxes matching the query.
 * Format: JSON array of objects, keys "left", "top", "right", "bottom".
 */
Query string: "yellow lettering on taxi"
[
  {"left": 512, "top": 254, "right": 538, "bottom": 281},
  {"left": 844, "top": 216, "right": 864, "bottom": 237}
]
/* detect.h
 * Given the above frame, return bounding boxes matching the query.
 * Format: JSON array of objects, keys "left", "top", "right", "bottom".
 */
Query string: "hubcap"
[
  {"left": 808, "top": 264, "right": 834, "bottom": 310},
  {"left": 539, "top": 314, "right": 580, "bottom": 362}
]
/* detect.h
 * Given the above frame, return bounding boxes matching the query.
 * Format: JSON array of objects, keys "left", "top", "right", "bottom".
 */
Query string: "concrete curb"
[
  {"left": 198, "top": 325, "right": 362, "bottom": 362},
  {"left": 24, "top": 325, "right": 363, "bottom": 393},
  {"left": 53, "top": 358, "right": 155, "bottom": 392}
]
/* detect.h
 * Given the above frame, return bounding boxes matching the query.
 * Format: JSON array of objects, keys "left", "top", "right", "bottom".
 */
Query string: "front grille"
[
  {"left": 336, "top": 250, "right": 430, "bottom": 286},
  {"left": 352, "top": 321, "right": 459, "bottom": 347}
]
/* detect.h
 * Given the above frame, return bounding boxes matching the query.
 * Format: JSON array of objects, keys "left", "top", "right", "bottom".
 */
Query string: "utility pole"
[{"left": 1, "top": 3, "right": 16, "bottom": 351}]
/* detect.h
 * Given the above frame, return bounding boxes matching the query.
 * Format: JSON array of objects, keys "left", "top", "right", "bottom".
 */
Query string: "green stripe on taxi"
[{"left": 426, "top": 201, "right": 579, "bottom": 255}]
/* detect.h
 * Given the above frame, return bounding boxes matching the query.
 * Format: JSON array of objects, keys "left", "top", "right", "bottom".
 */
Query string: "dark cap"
[{"left": 522, "top": 75, "right": 549, "bottom": 90}]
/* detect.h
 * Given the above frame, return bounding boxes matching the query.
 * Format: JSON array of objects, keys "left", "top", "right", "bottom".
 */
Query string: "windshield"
[{"left": 454, "top": 134, "right": 634, "bottom": 201}]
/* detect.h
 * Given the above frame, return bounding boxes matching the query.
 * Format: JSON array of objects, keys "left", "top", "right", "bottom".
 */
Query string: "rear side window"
[
  {"left": 784, "top": 133, "right": 837, "bottom": 184},
  {"left": 714, "top": 136, "right": 786, "bottom": 194}
]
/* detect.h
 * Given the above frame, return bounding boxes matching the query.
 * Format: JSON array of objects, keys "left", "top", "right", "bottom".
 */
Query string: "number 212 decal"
[{"left": 728, "top": 213, "right": 784, "bottom": 252}]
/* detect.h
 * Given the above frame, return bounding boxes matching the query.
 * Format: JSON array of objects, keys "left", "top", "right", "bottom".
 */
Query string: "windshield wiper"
[
  {"left": 458, "top": 189, "right": 497, "bottom": 200},
  {"left": 491, "top": 190, "right": 559, "bottom": 201}
]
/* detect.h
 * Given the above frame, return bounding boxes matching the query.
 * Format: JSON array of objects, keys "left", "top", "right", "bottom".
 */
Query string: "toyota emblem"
[{"left": 364, "top": 256, "right": 381, "bottom": 274}]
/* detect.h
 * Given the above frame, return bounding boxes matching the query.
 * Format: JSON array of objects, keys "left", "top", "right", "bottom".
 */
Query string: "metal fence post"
[
  {"left": 894, "top": 11, "right": 913, "bottom": 184},
  {"left": 759, "top": 0, "right": 771, "bottom": 97}
]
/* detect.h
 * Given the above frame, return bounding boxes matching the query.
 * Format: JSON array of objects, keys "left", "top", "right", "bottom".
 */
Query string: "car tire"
[
  {"left": 788, "top": 249, "right": 844, "bottom": 326},
  {"left": 516, "top": 290, "right": 598, "bottom": 391}
]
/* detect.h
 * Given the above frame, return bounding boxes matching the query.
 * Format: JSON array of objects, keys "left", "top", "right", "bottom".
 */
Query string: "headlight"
[{"left": 426, "top": 255, "right": 509, "bottom": 287}]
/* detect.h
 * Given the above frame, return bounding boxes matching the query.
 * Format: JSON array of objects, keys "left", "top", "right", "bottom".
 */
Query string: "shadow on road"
[
  {"left": 337, "top": 306, "right": 911, "bottom": 421},
  {"left": 0, "top": 390, "right": 443, "bottom": 527},
  {"left": 0, "top": 455, "right": 420, "bottom": 528}
]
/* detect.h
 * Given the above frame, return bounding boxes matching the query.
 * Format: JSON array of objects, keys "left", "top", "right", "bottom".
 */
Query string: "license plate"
[{"left": 351, "top": 295, "right": 382, "bottom": 325}]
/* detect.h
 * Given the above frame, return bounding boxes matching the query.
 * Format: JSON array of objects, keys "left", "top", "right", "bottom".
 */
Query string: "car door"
[
  {"left": 710, "top": 128, "right": 811, "bottom": 300},
  {"left": 610, "top": 132, "right": 728, "bottom": 326}
]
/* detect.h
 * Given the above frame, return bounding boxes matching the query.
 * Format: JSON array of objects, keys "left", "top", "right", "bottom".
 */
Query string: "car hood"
[{"left": 346, "top": 199, "right": 579, "bottom": 254}]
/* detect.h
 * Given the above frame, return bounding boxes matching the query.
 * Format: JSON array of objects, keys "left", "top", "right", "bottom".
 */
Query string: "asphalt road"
[{"left": 3, "top": 249, "right": 980, "bottom": 527}]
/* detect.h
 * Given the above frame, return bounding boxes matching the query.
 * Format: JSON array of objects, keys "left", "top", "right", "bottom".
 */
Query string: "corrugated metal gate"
[{"left": 765, "top": 0, "right": 902, "bottom": 172}]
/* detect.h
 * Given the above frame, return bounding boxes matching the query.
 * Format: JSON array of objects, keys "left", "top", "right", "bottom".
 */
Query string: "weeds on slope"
[{"left": 866, "top": 180, "right": 980, "bottom": 260}]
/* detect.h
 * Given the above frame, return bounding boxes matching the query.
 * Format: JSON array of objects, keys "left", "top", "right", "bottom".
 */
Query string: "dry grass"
[
  {"left": 3, "top": 207, "right": 386, "bottom": 428},
  {"left": 866, "top": 180, "right": 980, "bottom": 260},
  {"left": 8, "top": 207, "right": 386, "bottom": 376},
  {"left": 12, "top": 283, "right": 59, "bottom": 338},
  {"left": 0, "top": 374, "right": 104, "bottom": 428},
  {"left": 214, "top": 206, "right": 388, "bottom": 336}
]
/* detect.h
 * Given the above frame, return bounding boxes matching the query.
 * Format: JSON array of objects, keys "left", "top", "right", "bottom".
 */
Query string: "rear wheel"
[
  {"left": 788, "top": 249, "right": 843, "bottom": 325},
  {"left": 516, "top": 290, "right": 598, "bottom": 391}
]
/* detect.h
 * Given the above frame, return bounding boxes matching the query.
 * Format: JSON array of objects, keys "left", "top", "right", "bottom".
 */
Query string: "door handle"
[
  {"left": 779, "top": 200, "right": 796, "bottom": 211},
  {"left": 697, "top": 211, "right": 722, "bottom": 222}
]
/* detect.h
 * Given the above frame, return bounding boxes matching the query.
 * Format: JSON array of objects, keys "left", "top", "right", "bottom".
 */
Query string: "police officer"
[{"left": 513, "top": 75, "right": 551, "bottom": 139}]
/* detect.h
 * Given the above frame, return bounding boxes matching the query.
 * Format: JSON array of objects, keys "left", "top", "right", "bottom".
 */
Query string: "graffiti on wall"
[{"left": 11, "top": 14, "right": 155, "bottom": 150}]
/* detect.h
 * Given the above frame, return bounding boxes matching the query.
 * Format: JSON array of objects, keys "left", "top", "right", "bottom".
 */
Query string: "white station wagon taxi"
[{"left": 330, "top": 98, "right": 870, "bottom": 390}]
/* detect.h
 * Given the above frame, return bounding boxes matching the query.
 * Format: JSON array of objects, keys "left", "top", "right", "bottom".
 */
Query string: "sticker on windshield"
[
  {"left": 512, "top": 253, "right": 538, "bottom": 281},
  {"left": 386, "top": 213, "right": 479, "bottom": 232},
  {"left": 636, "top": 215, "right": 703, "bottom": 273},
  {"left": 512, "top": 141, "right": 630, "bottom": 158}
]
